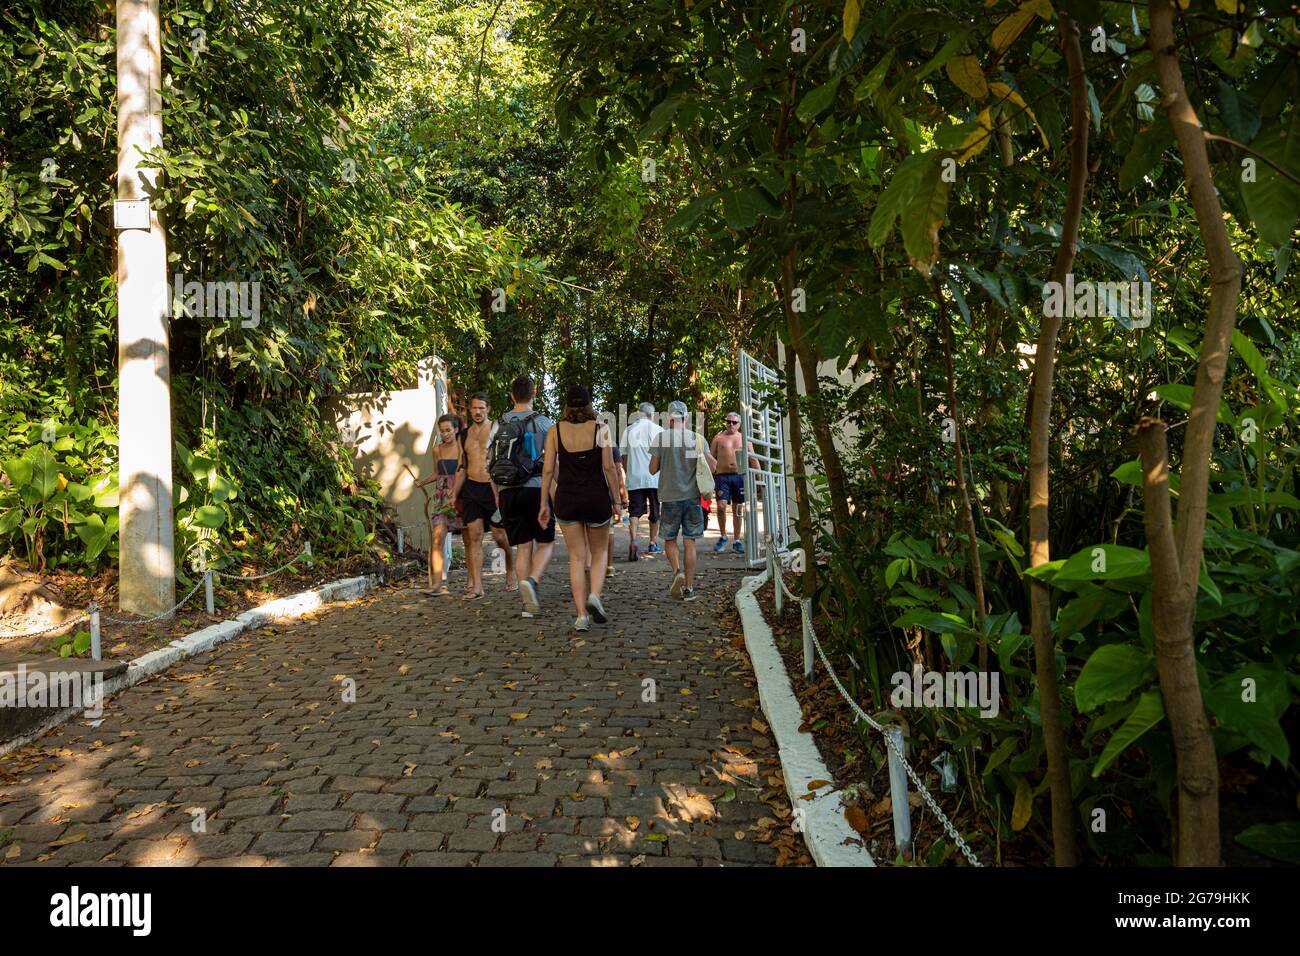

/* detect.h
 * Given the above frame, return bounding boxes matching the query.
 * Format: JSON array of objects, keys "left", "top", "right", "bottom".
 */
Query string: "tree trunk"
[
  {"left": 1143, "top": 0, "right": 1241, "bottom": 866},
  {"left": 782, "top": 338, "right": 817, "bottom": 600},
  {"left": 933, "top": 277, "right": 989, "bottom": 671},
  {"left": 780, "top": 252, "right": 852, "bottom": 538},
  {"left": 772, "top": 67, "right": 852, "bottom": 541},
  {"left": 1026, "top": 11, "right": 1090, "bottom": 867}
]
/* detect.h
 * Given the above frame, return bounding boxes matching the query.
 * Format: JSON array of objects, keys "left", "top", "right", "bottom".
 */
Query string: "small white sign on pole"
[{"left": 113, "top": 199, "right": 151, "bottom": 230}]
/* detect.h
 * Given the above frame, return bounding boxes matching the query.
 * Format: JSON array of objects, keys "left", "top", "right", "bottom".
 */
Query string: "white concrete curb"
[
  {"left": 734, "top": 571, "right": 874, "bottom": 867},
  {"left": 0, "top": 572, "right": 384, "bottom": 757}
]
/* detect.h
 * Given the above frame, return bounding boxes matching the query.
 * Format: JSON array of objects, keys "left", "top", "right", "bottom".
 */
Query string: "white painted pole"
[
  {"left": 204, "top": 569, "right": 214, "bottom": 615},
  {"left": 397, "top": 527, "right": 405, "bottom": 554},
  {"left": 116, "top": 0, "right": 175, "bottom": 616},
  {"left": 886, "top": 726, "right": 912, "bottom": 855},
  {"left": 89, "top": 604, "right": 102, "bottom": 662}
]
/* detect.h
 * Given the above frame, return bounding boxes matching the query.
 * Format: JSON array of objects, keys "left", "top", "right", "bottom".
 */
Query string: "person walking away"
[
  {"left": 459, "top": 392, "right": 516, "bottom": 599},
  {"left": 620, "top": 402, "right": 663, "bottom": 560},
  {"left": 649, "top": 400, "right": 716, "bottom": 601},
  {"left": 538, "top": 385, "right": 622, "bottom": 631},
  {"left": 710, "top": 411, "right": 760, "bottom": 554},
  {"left": 414, "top": 413, "right": 464, "bottom": 595},
  {"left": 605, "top": 443, "right": 628, "bottom": 575},
  {"left": 491, "top": 376, "right": 555, "bottom": 617}
]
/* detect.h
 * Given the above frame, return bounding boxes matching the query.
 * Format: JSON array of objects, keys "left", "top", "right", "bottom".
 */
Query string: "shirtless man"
[
  {"left": 710, "top": 412, "right": 760, "bottom": 554},
  {"left": 459, "top": 392, "right": 516, "bottom": 598}
]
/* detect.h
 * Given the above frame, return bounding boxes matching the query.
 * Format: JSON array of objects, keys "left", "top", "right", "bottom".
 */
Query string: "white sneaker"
[
  {"left": 586, "top": 594, "right": 608, "bottom": 623},
  {"left": 573, "top": 615, "right": 590, "bottom": 632},
  {"left": 669, "top": 570, "right": 685, "bottom": 598}
]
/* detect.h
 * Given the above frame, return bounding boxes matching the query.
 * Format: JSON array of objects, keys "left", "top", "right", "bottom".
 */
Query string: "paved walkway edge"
[
  {"left": 0, "top": 572, "right": 383, "bottom": 758},
  {"left": 734, "top": 571, "right": 874, "bottom": 867}
]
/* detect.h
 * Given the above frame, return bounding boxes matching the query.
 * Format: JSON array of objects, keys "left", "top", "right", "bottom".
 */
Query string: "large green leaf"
[
  {"left": 666, "top": 191, "right": 719, "bottom": 231},
  {"left": 1231, "top": 330, "right": 1287, "bottom": 411},
  {"left": 1240, "top": 109, "right": 1300, "bottom": 247},
  {"left": 901, "top": 154, "right": 951, "bottom": 274},
  {"left": 1055, "top": 585, "right": 1127, "bottom": 640},
  {"left": 721, "top": 188, "right": 777, "bottom": 231},
  {"left": 868, "top": 153, "right": 930, "bottom": 250},
  {"left": 25, "top": 444, "right": 61, "bottom": 499},
  {"left": 1075, "top": 644, "right": 1155, "bottom": 712},
  {"left": 1092, "top": 690, "right": 1165, "bottom": 777},
  {"left": 1030, "top": 543, "right": 1150, "bottom": 586},
  {"left": 1234, "top": 822, "right": 1300, "bottom": 865},
  {"left": 1205, "top": 664, "right": 1290, "bottom": 765},
  {"left": 192, "top": 505, "right": 227, "bottom": 529},
  {"left": 795, "top": 77, "right": 841, "bottom": 122}
]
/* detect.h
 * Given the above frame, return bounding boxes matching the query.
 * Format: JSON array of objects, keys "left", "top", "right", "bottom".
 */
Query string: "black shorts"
[
  {"left": 458, "top": 479, "right": 499, "bottom": 528},
  {"left": 498, "top": 485, "right": 556, "bottom": 546},
  {"left": 627, "top": 488, "right": 660, "bottom": 522},
  {"left": 555, "top": 494, "right": 612, "bottom": 527}
]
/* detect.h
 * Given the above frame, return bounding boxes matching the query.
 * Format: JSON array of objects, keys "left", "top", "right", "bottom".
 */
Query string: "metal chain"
[
  {"left": 100, "top": 573, "right": 207, "bottom": 625},
  {"left": 0, "top": 611, "right": 90, "bottom": 640},
  {"left": 220, "top": 548, "right": 308, "bottom": 581},
  {"left": 3, "top": 543, "right": 311, "bottom": 639},
  {"left": 770, "top": 562, "right": 983, "bottom": 867}
]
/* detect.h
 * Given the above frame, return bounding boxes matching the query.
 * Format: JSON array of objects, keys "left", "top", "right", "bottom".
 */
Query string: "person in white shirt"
[{"left": 619, "top": 402, "right": 663, "bottom": 561}]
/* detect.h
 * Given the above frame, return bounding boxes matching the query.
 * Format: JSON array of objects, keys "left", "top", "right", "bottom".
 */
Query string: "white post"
[
  {"left": 304, "top": 541, "right": 312, "bottom": 558},
  {"left": 89, "top": 604, "right": 102, "bottom": 662},
  {"left": 116, "top": 0, "right": 175, "bottom": 616},
  {"left": 886, "top": 726, "right": 912, "bottom": 855},
  {"left": 770, "top": 537, "right": 784, "bottom": 615},
  {"left": 204, "top": 569, "right": 214, "bottom": 615},
  {"left": 397, "top": 527, "right": 405, "bottom": 554}
]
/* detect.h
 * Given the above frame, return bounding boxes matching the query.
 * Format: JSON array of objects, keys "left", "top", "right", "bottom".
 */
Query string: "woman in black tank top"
[{"left": 538, "top": 385, "right": 624, "bottom": 631}]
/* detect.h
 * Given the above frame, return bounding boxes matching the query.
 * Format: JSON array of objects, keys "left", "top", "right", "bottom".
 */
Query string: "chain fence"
[
  {"left": 0, "top": 544, "right": 315, "bottom": 652},
  {"left": 764, "top": 543, "right": 983, "bottom": 867}
]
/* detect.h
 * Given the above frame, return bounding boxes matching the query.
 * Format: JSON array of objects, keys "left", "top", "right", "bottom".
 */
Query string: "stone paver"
[{"left": 0, "top": 538, "right": 785, "bottom": 867}]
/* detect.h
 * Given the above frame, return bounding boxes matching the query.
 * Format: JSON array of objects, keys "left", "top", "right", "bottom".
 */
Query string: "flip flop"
[
  {"left": 461, "top": 591, "right": 484, "bottom": 601},
  {"left": 419, "top": 588, "right": 450, "bottom": 597}
]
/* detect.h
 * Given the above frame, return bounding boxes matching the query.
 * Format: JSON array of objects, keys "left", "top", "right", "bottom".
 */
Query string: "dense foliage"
[
  {"left": 1, "top": 0, "right": 1296, "bottom": 865},
  {"left": 531, "top": 0, "right": 1298, "bottom": 865}
]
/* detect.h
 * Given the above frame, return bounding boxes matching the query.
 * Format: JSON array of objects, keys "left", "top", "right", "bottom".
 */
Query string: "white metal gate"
[{"left": 740, "top": 350, "right": 790, "bottom": 568}]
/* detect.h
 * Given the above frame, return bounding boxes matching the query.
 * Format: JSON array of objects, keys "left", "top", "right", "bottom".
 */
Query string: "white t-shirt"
[{"left": 620, "top": 416, "right": 663, "bottom": 491}]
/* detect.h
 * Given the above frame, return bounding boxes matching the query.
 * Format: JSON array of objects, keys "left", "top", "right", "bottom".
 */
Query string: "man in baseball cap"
[{"left": 648, "top": 400, "right": 715, "bottom": 601}]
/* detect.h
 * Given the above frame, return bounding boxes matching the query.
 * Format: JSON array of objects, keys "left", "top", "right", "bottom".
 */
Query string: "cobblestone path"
[{"left": 0, "top": 541, "right": 792, "bottom": 867}]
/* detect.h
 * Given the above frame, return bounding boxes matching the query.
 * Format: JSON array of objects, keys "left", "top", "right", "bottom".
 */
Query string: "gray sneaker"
[
  {"left": 586, "top": 594, "right": 608, "bottom": 624},
  {"left": 682, "top": 588, "right": 698, "bottom": 602},
  {"left": 573, "top": 615, "right": 590, "bottom": 632},
  {"left": 669, "top": 570, "right": 685, "bottom": 598},
  {"left": 520, "top": 576, "right": 541, "bottom": 615}
]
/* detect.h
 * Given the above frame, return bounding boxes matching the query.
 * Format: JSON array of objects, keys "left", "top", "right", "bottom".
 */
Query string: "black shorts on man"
[
  {"left": 627, "top": 488, "right": 660, "bottom": 522},
  {"left": 459, "top": 479, "right": 499, "bottom": 527},
  {"left": 498, "top": 486, "right": 556, "bottom": 546}
]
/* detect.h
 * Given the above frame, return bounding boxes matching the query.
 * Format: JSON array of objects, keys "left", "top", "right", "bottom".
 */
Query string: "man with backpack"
[{"left": 490, "top": 375, "right": 556, "bottom": 617}]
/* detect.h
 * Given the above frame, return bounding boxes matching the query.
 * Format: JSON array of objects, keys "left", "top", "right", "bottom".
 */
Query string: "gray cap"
[{"left": 667, "top": 400, "right": 689, "bottom": 419}]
